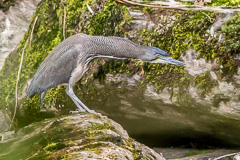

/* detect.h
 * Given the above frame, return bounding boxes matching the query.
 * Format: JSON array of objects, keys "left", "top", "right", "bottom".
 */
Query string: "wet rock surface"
[{"left": 0, "top": 113, "right": 165, "bottom": 160}]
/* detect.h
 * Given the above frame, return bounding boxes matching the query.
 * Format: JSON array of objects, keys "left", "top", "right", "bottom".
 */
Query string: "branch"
[
  {"left": 29, "top": 15, "right": 38, "bottom": 48},
  {"left": 87, "top": 3, "right": 95, "bottom": 15},
  {"left": 114, "top": 0, "right": 240, "bottom": 12},
  {"left": 10, "top": 38, "right": 29, "bottom": 130},
  {"left": 202, "top": 12, "right": 213, "bottom": 23},
  {"left": 9, "top": 14, "right": 39, "bottom": 129},
  {"left": 114, "top": 0, "right": 188, "bottom": 11}
]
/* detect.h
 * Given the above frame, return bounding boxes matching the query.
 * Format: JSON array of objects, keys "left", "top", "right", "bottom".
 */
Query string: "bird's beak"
[{"left": 151, "top": 57, "right": 185, "bottom": 66}]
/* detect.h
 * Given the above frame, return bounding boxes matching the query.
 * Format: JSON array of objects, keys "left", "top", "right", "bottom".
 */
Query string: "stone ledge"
[{"left": 0, "top": 113, "right": 165, "bottom": 160}]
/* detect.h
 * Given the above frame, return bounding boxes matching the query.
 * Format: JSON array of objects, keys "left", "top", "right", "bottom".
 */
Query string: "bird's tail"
[
  {"left": 26, "top": 78, "right": 39, "bottom": 98},
  {"left": 26, "top": 85, "right": 36, "bottom": 98}
]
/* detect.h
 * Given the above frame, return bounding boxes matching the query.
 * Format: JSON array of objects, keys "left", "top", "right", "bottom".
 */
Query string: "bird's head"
[{"left": 141, "top": 46, "right": 185, "bottom": 66}]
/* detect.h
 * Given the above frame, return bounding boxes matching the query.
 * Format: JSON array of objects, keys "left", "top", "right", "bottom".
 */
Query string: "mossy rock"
[
  {"left": 0, "top": 0, "right": 132, "bottom": 113},
  {"left": 0, "top": 113, "right": 165, "bottom": 160},
  {"left": 1, "top": 0, "right": 240, "bottom": 126}
]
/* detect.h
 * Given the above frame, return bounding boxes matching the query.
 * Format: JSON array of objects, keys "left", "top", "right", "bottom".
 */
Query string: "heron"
[{"left": 27, "top": 33, "right": 185, "bottom": 113}]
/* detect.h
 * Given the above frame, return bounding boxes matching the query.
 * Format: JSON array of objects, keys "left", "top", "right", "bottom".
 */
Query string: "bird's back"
[{"left": 27, "top": 34, "right": 89, "bottom": 98}]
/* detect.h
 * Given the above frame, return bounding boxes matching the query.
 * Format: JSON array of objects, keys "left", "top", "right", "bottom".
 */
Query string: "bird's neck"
[{"left": 86, "top": 36, "right": 146, "bottom": 60}]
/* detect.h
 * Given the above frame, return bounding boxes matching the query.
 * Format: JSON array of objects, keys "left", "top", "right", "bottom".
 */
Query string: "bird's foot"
[
  {"left": 87, "top": 109, "right": 102, "bottom": 116},
  {"left": 86, "top": 109, "right": 97, "bottom": 114},
  {"left": 69, "top": 109, "right": 86, "bottom": 114}
]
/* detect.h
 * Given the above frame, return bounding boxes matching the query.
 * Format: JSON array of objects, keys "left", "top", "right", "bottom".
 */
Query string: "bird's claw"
[
  {"left": 89, "top": 110, "right": 102, "bottom": 116},
  {"left": 87, "top": 109, "right": 96, "bottom": 114},
  {"left": 69, "top": 109, "right": 86, "bottom": 114},
  {"left": 69, "top": 108, "right": 101, "bottom": 116}
]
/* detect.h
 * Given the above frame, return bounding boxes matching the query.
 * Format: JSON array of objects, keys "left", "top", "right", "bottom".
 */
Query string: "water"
[
  {"left": 81, "top": 83, "right": 240, "bottom": 148},
  {"left": 15, "top": 79, "right": 240, "bottom": 149}
]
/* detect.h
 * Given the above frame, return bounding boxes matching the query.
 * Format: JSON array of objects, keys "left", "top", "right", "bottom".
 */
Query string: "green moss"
[
  {"left": 43, "top": 142, "right": 66, "bottom": 154},
  {"left": 180, "top": 0, "right": 240, "bottom": 6},
  {"left": 137, "top": 10, "right": 217, "bottom": 59},
  {"left": 187, "top": 149, "right": 215, "bottom": 156},
  {"left": 181, "top": 1, "right": 193, "bottom": 5},
  {"left": 118, "top": 10, "right": 216, "bottom": 101},
  {"left": 219, "top": 14, "right": 240, "bottom": 74},
  {"left": 128, "top": 10, "right": 239, "bottom": 99},
  {"left": 142, "top": 6, "right": 155, "bottom": 15},
  {"left": 0, "top": 0, "right": 64, "bottom": 110},
  {"left": 207, "top": 0, "right": 240, "bottom": 6},
  {"left": 89, "top": 114, "right": 101, "bottom": 119},
  {"left": 91, "top": 123, "right": 114, "bottom": 131},
  {"left": 82, "top": 0, "right": 132, "bottom": 36},
  {"left": 0, "top": 0, "right": 16, "bottom": 11},
  {"left": 132, "top": 149, "right": 143, "bottom": 159},
  {"left": 124, "top": 138, "right": 144, "bottom": 159},
  {"left": 194, "top": 73, "right": 218, "bottom": 96}
]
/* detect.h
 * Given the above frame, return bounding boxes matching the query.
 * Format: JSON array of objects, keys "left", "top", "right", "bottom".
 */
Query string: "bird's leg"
[
  {"left": 67, "top": 83, "right": 96, "bottom": 114},
  {"left": 66, "top": 86, "right": 85, "bottom": 112},
  {"left": 40, "top": 91, "right": 46, "bottom": 108},
  {"left": 69, "top": 98, "right": 85, "bottom": 113}
]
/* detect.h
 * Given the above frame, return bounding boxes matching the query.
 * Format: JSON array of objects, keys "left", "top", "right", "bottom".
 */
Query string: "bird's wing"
[
  {"left": 27, "top": 46, "right": 83, "bottom": 98},
  {"left": 36, "top": 34, "right": 88, "bottom": 75}
]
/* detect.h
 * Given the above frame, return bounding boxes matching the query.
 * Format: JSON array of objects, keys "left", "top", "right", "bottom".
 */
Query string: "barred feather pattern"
[{"left": 27, "top": 33, "right": 151, "bottom": 98}]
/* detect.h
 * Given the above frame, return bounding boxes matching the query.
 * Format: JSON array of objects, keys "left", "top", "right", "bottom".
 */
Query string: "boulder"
[{"left": 0, "top": 113, "right": 165, "bottom": 160}]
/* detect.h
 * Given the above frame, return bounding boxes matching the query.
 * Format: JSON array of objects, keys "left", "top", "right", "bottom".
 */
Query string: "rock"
[
  {"left": 129, "top": 10, "right": 155, "bottom": 31},
  {"left": 144, "top": 85, "right": 172, "bottom": 104},
  {"left": 0, "top": 0, "right": 40, "bottom": 71},
  {"left": 1, "top": 0, "right": 240, "bottom": 151},
  {"left": 154, "top": 148, "right": 239, "bottom": 160},
  {"left": 234, "top": 154, "right": 240, "bottom": 160},
  {"left": 210, "top": 71, "right": 218, "bottom": 81},
  {"left": 210, "top": 13, "right": 233, "bottom": 35},
  {"left": 0, "top": 113, "right": 165, "bottom": 160},
  {"left": 105, "top": 73, "right": 128, "bottom": 85},
  {"left": 182, "top": 49, "right": 214, "bottom": 76},
  {"left": 129, "top": 11, "right": 145, "bottom": 20},
  {"left": 0, "top": 111, "right": 9, "bottom": 133}
]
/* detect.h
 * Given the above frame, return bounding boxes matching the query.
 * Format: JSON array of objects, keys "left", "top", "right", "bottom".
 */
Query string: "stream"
[{"left": 15, "top": 76, "right": 240, "bottom": 149}]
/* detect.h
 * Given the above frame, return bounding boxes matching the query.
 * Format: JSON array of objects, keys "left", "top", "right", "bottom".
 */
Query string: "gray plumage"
[{"left": 27, "top": 33, "right": 184, "bottom": 113}]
